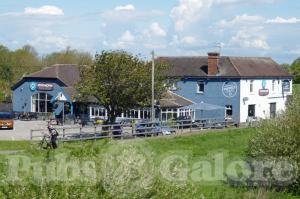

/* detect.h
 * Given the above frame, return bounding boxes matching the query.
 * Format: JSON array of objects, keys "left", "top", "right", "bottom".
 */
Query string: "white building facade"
[{"left": 239, "top": 79, "right": 292, "bottom": 123}]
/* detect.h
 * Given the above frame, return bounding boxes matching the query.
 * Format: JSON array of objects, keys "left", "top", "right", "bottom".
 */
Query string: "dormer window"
[
  {"left": 170, "top": 82, "right": 178, "bottom": 91},
  {"left": 197, "top": 81, "right": 205, "bottom": 93}
]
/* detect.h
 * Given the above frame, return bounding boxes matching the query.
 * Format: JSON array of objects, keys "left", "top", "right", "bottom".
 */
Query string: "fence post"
[
  {"left": 94, "top": 126, "right": 97, "bottom": 141},
  {"left": 181, "top": 122, "right": 183, "bottom": 134},
  {"left": 110, "top": 125, "right": 113, "bottom": 139},
  {"left": 79, "top": 127, "right": 82, "bottom": 141},
  {"left": 30, "top": 130, "right": 33, "bottom": 141},
  {"left": 63, "top": 128, "right": 65, "bottom": 140}
]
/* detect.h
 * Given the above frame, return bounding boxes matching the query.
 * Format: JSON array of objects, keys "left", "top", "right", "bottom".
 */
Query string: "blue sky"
[{"left": 0, "top": 0, "right": 299, "bottom": 64}]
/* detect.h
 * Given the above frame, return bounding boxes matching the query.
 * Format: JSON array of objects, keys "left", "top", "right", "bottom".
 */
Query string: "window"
[
  {"left": 248, "top": 104, "right": 256, "bottom": 117},
  {"left": 225, "top": 105, "right": 233, "bottom": 118},
  {"left": 31, "top": 93, "right": 53, "bottom": 113},
  {"left": 160, "top": 108, "right": 178, "bottom": 121},
  {"left": 272, "top": 80, "right": 275, "bottom": 92},
  {"left": 250, "top": 80, "right": 254, "bottom": 93},
  {"left": 197, "top": 81, "right": 204, "bottom": 93},
  {"left": 170, "top": 82, "right": 178, "bottom": 91},
  {"left": 270, "top": 103, "right": 276, "bottom": 118}
]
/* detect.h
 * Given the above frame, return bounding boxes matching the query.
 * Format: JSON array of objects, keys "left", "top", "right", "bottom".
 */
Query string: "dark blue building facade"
[
  {"left": 12, "top": 78, "right": 73, "bottom": 116},
  {"left": 174, "top": 78, "right": 240, "bottom": 122}
]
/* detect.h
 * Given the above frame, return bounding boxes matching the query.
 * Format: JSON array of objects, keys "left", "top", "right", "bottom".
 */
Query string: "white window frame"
[
  {"left": 31, "top": 93, "right": 53, "bottom": 113},
  {"left": 225, "top": 105, "right": 233, "bottom": 119},
  {"left": 197, "top": 81, "right": 205, "bottom": 94}
]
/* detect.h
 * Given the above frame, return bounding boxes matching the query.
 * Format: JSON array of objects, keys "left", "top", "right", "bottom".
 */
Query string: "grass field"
[{"left": 0, "top": 128, "right": 298, "bottom": 199}]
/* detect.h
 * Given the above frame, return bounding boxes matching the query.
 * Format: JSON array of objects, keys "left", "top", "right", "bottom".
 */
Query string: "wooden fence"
[{"left": 30, "top": 119, "right": 238, "bottom": 142}]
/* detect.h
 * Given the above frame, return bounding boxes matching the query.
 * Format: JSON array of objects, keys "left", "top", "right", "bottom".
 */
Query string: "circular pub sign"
[
  {"left": 222, "top": 81, "right": 238, "bottom": 98},
  {"left": 29, "top": 82, "right": 37, "bottom": 91}
]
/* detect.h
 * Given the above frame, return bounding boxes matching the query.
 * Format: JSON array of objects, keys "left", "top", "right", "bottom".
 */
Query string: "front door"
[
  {"left": 270, "top": 103, "right": 276, "bottom": 118},
  {"left": 248, "top": 104, "right": 255, "bottom": 117}
]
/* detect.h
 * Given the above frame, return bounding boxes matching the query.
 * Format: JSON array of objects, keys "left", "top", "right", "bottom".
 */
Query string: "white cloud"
[
  {"left": 111, "top": 30, "right": 136, "bottom": 48},
  {"left": 27, "top": 28, "right": 68, "bottom": 50},
  {"left": 215, "top": 0, "right": 276, "bottom": 5},
  {"left": 24, "top": 5, "right": 64, "bottom": 16},
  {"left": 120, "top": 31, "right": 135, "bottom": 43},
  {"left": 102, "top": 9, "right": 164, "bottom": 23},
  {"left": 144, "top": 22, "right": 167, "bottom": 37},
  {"left": 180, "top": 36, "right": 197, "bottom": 44},
  {"left": 114, "top": 4, "right": 135, "bottom": 11},
  {"left": 218, "top": 14, "right": 264, "bottom": 27},
  {"left": 170, "top": 35, "right": 203, "bottom": 47},
  {"left": 170, "top": 0, "right": 276, "bottom": 32},
  {"left": 170, "top": 0, "right": 213, "bottom": 31},
  {"left": 230, "top": 27, "right": 270, "bottom": 50},
  {"left": 266, "top": 17, "right": 300, "bottom": 24}
]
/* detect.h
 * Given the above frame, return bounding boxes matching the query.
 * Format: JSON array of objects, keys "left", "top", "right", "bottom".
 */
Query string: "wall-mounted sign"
[
  {"left": 262, "top": 80, "right": 267, "bottom": 89},
  {"left": 222, "top": 82, "right": 238, "bottom": 98},
  {"left": 37, "top": 83, "right": 54, "bottom": 91},
  {"left": 259, "top": 89, "right": 269, "bottom": 96},
  {"left": 282, "top": 80, "right": 290, "bottom": 92},
  {"left": 29, "top": 82, "right": 37, "bottom": 91},
  {"left": 258, "top": 80, "right": 269, "bottom": 96}
]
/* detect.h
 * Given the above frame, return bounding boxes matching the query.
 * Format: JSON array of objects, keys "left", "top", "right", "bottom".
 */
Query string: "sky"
[{"left": 0, "top": 0, "right": 300, "bottom": 64}]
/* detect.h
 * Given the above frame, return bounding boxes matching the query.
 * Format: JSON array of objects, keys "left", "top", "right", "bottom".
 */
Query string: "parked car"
[
  {"left": 111, "top": 123, "right": 122, "bottom": 136},
  {"left": 101, "top": 123, "right": 123, "bottom": 136},
  {"left": 0, "top": 112, "right": 14, "bottom": 130},
  {"left": 135, "top": 121, "right": 176, "bottom": 136},
  {"left": 160, "top": 126, "right": 176, "bottom": 135}
]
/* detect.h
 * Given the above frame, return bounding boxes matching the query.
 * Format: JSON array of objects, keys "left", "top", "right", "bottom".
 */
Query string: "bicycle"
[{"left": 39, "top": 132, "right": 52, "bottom": 149}]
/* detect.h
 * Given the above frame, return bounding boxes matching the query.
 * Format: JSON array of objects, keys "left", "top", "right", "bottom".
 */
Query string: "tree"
[
  {"left": 77, "top": 51, "right": 169, "bottom": 123},
  {"left": 247, "top": 93, "right": 300, "bottom": 193},
  {"left": 11, "top": 45, "right": 42, "bottom": 82},
  {"left": 42, "top": 47, "right": 93, "bottom": 66},
  {"left": 290, "top": 58, "right": 300, "bottom": 84}
]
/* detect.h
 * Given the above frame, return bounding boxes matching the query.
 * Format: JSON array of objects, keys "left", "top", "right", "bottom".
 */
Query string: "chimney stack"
[{"left": 207, "top": 52, "right": 219, "bottom": 76}]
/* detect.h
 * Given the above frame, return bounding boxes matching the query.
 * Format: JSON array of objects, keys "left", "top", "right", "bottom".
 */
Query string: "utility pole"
[{"left": 151, "top": 50, "right": 155, "bottom": 122}]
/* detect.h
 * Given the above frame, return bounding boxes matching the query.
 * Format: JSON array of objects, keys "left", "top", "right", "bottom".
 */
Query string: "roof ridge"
[
  {"left": 227, "top": 57, "right": 241, "bottom": 76},
  {"left": 168, "top": 91, "right": 195, "bottom": 104}
]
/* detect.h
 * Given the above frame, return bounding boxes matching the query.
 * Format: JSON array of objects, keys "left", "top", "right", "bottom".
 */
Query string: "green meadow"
[{"left": 0, "top": 128, "right": 298, "bottom": 199}]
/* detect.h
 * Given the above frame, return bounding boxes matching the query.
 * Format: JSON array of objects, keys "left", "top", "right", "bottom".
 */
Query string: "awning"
[{"left": 180, "top": 102, "right": 225, "bottom": 111}]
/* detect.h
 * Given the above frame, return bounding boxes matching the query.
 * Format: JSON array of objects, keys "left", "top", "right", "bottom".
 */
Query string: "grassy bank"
[{"left": 0, "top": 128, "right": 297, "bottom": 198}]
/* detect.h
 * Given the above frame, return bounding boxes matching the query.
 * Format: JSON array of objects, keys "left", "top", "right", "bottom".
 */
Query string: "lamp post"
[{"left": 151, "top": 50, "right": 155, "bottom": 122}]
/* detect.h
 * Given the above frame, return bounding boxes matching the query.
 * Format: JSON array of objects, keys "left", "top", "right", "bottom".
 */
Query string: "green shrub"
[{"left": 247, "top": 94, "right": 300, "bottom": 194}]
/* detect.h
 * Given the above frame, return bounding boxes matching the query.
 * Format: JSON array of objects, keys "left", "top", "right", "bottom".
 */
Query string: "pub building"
[{"left": 12, "top": 52, "right": 293, "bottom": 124}]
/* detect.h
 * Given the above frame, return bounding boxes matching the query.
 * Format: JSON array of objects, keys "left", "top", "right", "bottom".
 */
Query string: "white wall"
[{"left": 239, "top": 79, "right": 292, "bottom": 123}]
